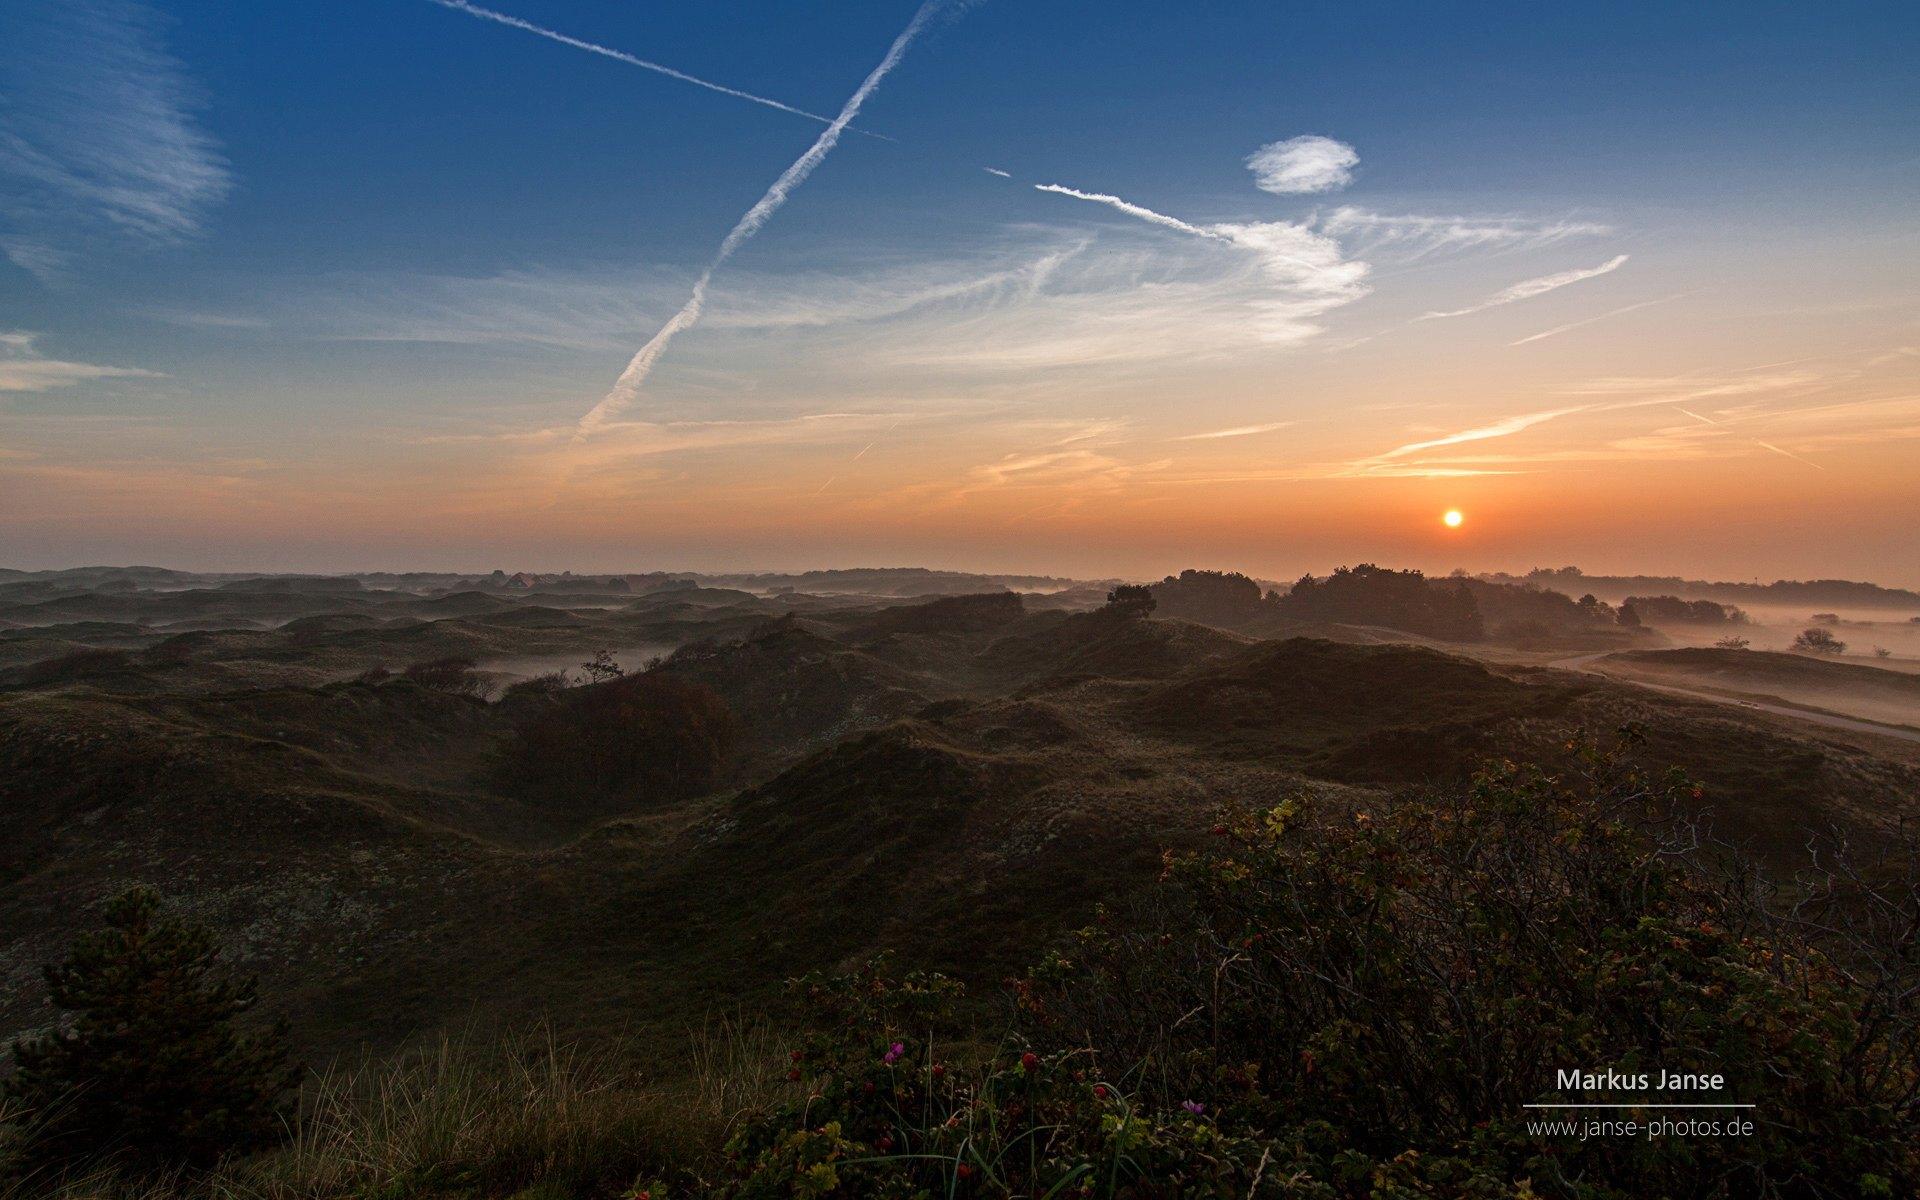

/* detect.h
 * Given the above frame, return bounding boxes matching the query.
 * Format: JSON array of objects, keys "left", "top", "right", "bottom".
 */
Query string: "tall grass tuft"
[{"left": 3, "top": 1018, "right": 789, "bottom": 1200}]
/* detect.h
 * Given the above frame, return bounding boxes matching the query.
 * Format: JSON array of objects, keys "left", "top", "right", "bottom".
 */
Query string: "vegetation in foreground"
[{"left": 5, "top": 737, "right": 1916, "bottom": 1198}]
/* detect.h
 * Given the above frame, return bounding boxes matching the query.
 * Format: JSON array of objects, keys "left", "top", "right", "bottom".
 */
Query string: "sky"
[{"left": 2, "top": 0, "right": 1917, "bottom": 584}]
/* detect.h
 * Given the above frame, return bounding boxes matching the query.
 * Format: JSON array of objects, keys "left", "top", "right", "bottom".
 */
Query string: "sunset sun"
[{"left": 1442, "top": 509, "right": 1464, "bottom": 528}]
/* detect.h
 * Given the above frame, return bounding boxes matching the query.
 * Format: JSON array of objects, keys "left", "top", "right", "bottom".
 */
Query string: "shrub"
[
  {"left": 1793, "top": 627, "right": 1846, "bottom": 654},
  {"left": 401, "top": 656, "right": 488, "bottom": 696},
  {"left": 720, "top": 959, "right": 1281, "bottom": 1198},
  {"left": 2, "top": 888, "right": 298, "bottom": 1176},
  {"left": 578, "top": 650, "right": 625, "bottom": 685},
  {"left": 724, "top": 742, "right": 1919, "bottom": 1198},
  {"left": 1715, "top": 636, "right": 1752, "bottom": 650},
  {"left": 1018, "top": 740, "right": 1920, "bottom": 1197},
  {"left": 498, "top": 673, "right": 739, "bottom": 799},
  {"left": 1102, "top": 584, "right": 1156, "bottom": 618},
  {"left": 504, "top": 670, "right": 572, "bottom": 698}
]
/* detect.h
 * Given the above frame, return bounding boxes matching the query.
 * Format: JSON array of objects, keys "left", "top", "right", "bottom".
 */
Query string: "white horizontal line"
[{"left": 1525, "top": 1103, "right": 1755, "bottom": 1109}]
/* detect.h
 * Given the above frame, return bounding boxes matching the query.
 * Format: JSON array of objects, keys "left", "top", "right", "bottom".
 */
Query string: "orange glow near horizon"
[{"left": 1442, "top": 510, "right": 1464, "bottom": 529}]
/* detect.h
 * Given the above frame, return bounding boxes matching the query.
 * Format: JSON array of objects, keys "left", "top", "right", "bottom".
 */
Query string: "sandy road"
[{"left": 1547, "top": 654, "right": 1920, "bottom": 746}]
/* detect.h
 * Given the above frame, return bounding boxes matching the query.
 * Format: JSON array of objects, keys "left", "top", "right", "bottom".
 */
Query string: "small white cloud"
[
  {"left": 1245, "top": 135, "right": 1357, "bottom": 195},
  {"left": 0, "top": 330, "right": 160, "bottom": 392},
  {"left": 983, "top": 167, "right": 1012, "bottom": 178}
]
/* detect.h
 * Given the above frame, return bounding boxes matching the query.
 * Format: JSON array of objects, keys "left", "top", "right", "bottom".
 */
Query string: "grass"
[{"left": 1, "top": 1016, "right": 790, "bottom": 1200}]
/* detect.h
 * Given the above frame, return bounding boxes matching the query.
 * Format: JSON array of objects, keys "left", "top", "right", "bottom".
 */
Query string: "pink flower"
[
  {"left": 882, "top": 1042, "right": 905, "bottom": 1065},
  {"left": 1181, "top": 1100, "right": 1205, "bottom": 1115}
]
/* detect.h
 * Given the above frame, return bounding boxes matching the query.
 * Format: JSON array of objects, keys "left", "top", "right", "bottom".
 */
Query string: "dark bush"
[
  {"left": 724, "top": 742, "right": 1919, "bottom": 1198},
  {"left": 499, "top": 672, "right": 738, "bottom": 799},
  {"left": 1278, "top": 564, "right": 1484, "bottom": 640},
  {"left": 400, "top": 656, "right": 487, "bottom": 696},
  {"left": 1102, "top": 583, "right": 1156, "bottom": 618},
  {"left": 503, "top": 669, "right": 571, "bottom": 698},
  {"left": 2, "top": 888, "right": 297, "bottom": 1175}
]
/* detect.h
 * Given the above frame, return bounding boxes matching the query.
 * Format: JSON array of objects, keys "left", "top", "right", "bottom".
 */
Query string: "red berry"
[
  {"left": 931, "top": 1063, "right": 946, "bottom": 1078},
  {"left": 786, "top": 1068, "right": 802, "bottom": 1081},
  {"left": 956, "top": 1163, "right": 975, "bottom": 1179},
  {"left": 1094, "top": 1084, "right": 1108, "bottom": 1099},
  {"left": 863, "top": 1081, "right": 875, "bottom": 1094},
  {"left": 1020, "top": 1051, "right": 1039, "bottom": 1071},
  {"left": 790, "top": 1049, "right": 803, "bottom": 1062},
  {"left": 876, "top": 1135, "right": 894, "bottom": 1151}
]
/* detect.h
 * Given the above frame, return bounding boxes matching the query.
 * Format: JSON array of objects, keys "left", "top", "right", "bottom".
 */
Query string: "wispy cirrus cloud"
[
  {"left": 1319, "top": 207, "right": 1611, "bottom": 260},
  {"left": 0, "top": 0, "right": 230, "bottom": 278},
  {"left": 1035, "top": 184, "right": 1369, "bottom": 344},
  {"left": 1419, "top": 254, "right": 1629, "bottom": 321},
  {"left": 1510, "top": 292, "right": 1689, "bottom": 346},
  {"left": 0, "top": 331, "right": 159, "bottom": 393},
  {"left": 1174, "top": 421, "right": 1293, "bottom": 440}
]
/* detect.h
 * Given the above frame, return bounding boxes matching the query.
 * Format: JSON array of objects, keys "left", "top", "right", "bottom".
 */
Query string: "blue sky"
[{"left": 2, "top": 1, "right": 1917, "bottom": 578}]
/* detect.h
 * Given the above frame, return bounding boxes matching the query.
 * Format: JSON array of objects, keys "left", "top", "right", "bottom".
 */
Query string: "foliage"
[
  {"left": 1102, "top": 585, "right": 1156, "bottom": 618},
  {"left": 719, "top": 958, "right": 1287, "bottom": 1198},
  {"left": 400, "top": 656, "right": 488, "bottom": 696},
  {"left": 498, "top": 672, "right": 739, "bottom": 799},
  {"left": 723, "top": 742, "right": 1919, "bottom": 1198},
  {"left": 1793, "top": 627, "right": 1847, "bottom": 654},
  {"left": 1018, "top": 740, "right": 1920, "bottom": 1198},
  {"left": 1149, "top": 570, "right": 1262, "bottom": 624},
  {"left": 1622, "top": 595, "right": 1749, "bottom": 625},
  {"left": 1714, "top": 636, "right": 1752, "bottom": 650},
  {"left": 1278, "top": 565, "right": 1484, "bottom": 641},
  {"left": 579, "top": 650, "right": 626, "bottom": 686},
  {"left": 2, "top": 888, "right": 298, "bottom": 1176}
]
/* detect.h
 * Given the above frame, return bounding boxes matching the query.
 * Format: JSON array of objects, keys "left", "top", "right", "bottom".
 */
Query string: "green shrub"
[
  {"left": 2, "top": 888, "right": 298, "bottom": 1176},
  {"left": 722, "top": 741, "right": 1919, "bottom": 1198}
]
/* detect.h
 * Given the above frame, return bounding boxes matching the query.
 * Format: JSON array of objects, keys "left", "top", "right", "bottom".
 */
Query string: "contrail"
[
  {"left": 1754, "top": 440, "right": 1826, "bottom": 470},
  {"left": 1510, "top": 292, "right": 1687, "bottom": 346},
  {"left": 1420, "top": 254, "right": 1629, "bottom": 321},
  {"left": 1034, "top": 183, "right": 1227, "bottom": 242},
  {"left": 427, "top": 0, "right": 841, "bottom": 127},
  {"left": 577, "top": 1, "right": 946, "bottom": 438}
]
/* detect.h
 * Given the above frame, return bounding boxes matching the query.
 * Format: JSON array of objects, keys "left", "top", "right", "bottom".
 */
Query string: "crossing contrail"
[
  {"left": 426, "top": 0, "right": 845, "bottom": 127},
  {"left": 576, "top": 1, "right": 947, "bottom": 438}
]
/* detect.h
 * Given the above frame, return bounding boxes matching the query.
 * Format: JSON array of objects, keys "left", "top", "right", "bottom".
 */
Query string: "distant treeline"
[{"left": 1486, "top": 566, "right": 1920, "bottom": 609}]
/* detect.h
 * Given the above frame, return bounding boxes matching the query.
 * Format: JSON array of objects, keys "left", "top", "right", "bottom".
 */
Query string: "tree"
[
  {"left": 1715, "top": 636, "right": 1752, "bottom": 650},
  {"left": 1103, "top": 584, "right": 1156, "bottom": 618},
  {"left": 577, "top": 649, "right": 624, "bottom": 685},
  {"left": 3, "top": 888, "right": 297, "bottom": 1173},
  {"left": 1793, "top": 627, "right": 1846, "bottom": 654},
  {"left": 1617, "top": 601, "right": 1642, "bottom": 628},
  {"left": 1875, "top": 646, "right": 1893, "bottom": 659}
]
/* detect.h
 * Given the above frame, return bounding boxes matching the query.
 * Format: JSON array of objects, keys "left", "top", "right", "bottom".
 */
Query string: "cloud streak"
[
  {"left": 1510, "top": 292, "right": 1687, "bottom": 345},
  {"left": 426, "top": 0, "right": 845, "bottom": 128},
  {"left": 0, "top": 331, "right": 159, "bottom": 392},
  {"left": 1174, "top": 421, "right": 1293, "bottom": 440},
  {"left": 0, "top": 0, "right": 231, "bottom": 277},
  {"left": 1420, "top": 254, "right": 1629, "bottom": 321},
  {"left": 1035, "top": 183, "right": 1370, "bottom": 343},
  {"left": 576, "top": 1, "right": 947, "bottom": 438}
]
